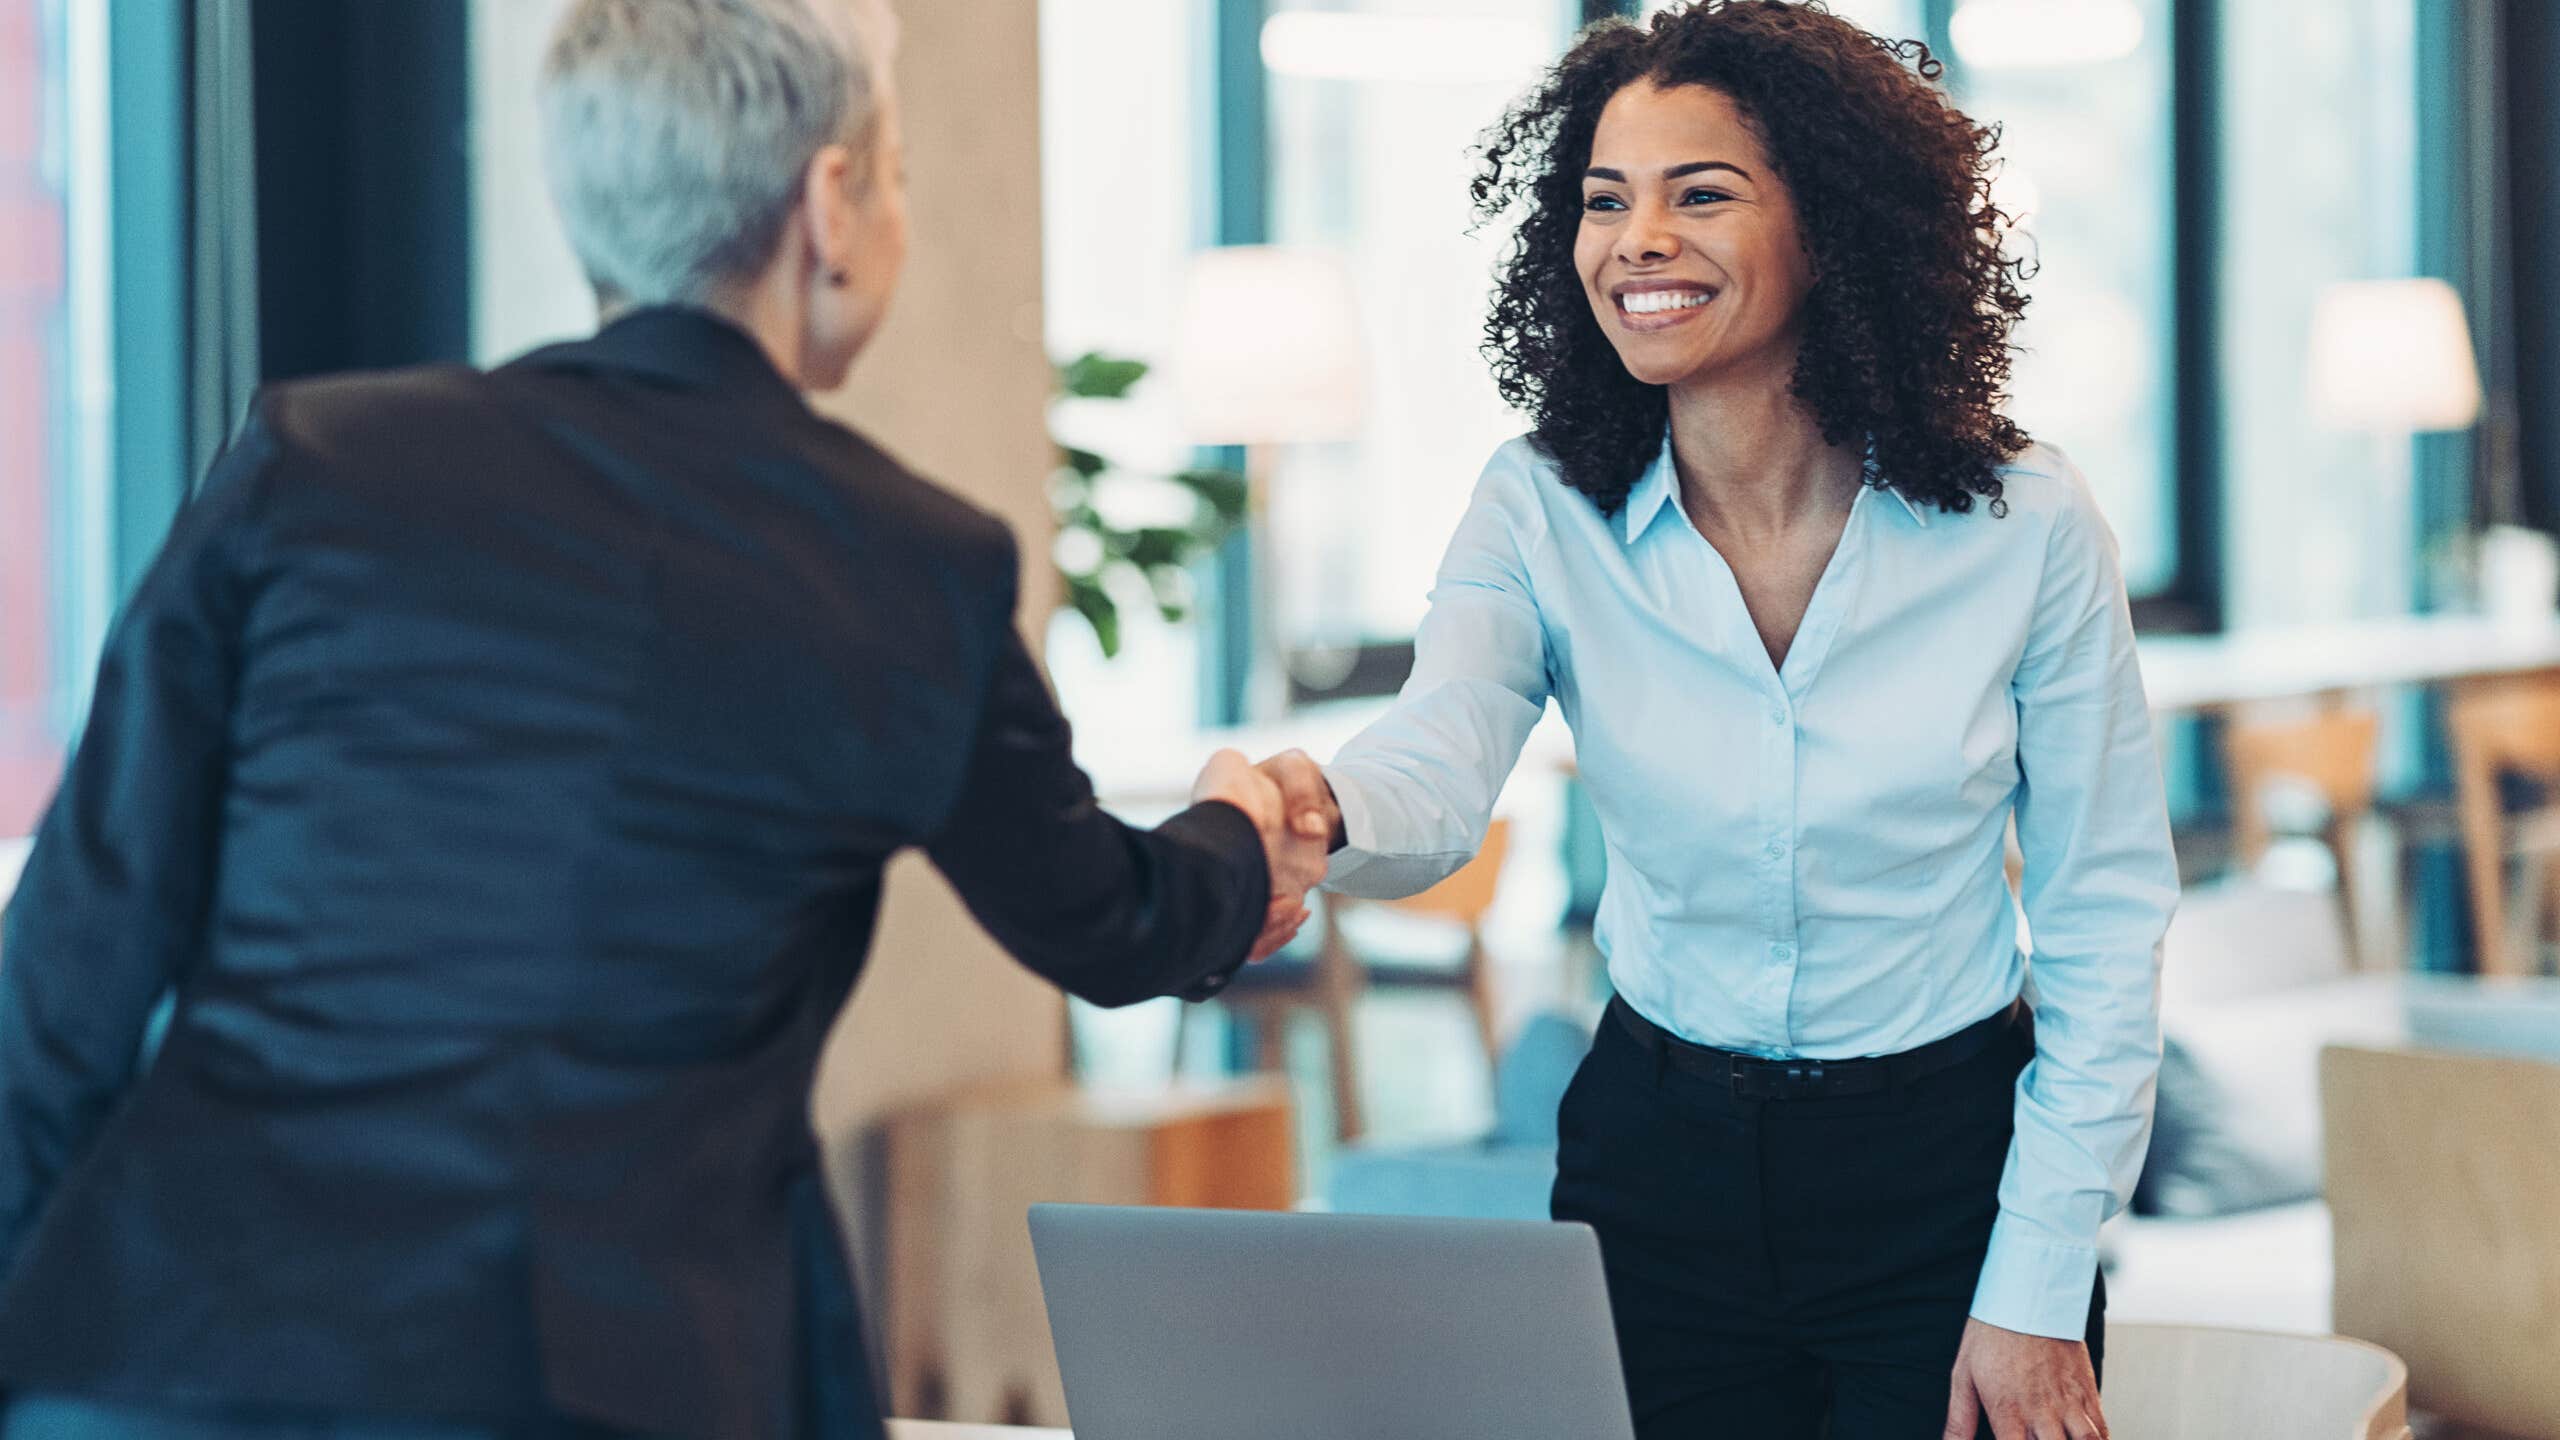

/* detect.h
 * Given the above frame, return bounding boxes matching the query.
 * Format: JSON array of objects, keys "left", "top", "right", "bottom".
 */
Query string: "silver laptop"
[{"left": 1028, "top": 1204, "right": 1637, "bottom": 1440}]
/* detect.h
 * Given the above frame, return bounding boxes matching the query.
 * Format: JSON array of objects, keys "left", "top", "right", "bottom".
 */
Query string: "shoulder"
[
  {"left": 1989, "top": 440, "right": 2108, "bottom": 538},
  {"left": 1476, "top": 433, "right": 1570, "bottom": 532},
  {"left": 804, "top": 421, "right": 1019, "bottom": 580},
  {"left": 256, "top": 364, "right": 491, "bottom": 459}
]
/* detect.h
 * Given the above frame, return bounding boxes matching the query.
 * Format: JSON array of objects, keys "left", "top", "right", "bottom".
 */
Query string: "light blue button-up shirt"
[{"left": 1320, "top": 433, "right": 2178, "bottom": 1340}]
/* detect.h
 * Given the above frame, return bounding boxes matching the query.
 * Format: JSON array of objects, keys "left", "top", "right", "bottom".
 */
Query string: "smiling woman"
[
  {"left": 1473, "top": 2, "right": 2030, "bottom": 519},
  {"left": 1292, "top": 5, "right": 2179, "bottom": 1439}
]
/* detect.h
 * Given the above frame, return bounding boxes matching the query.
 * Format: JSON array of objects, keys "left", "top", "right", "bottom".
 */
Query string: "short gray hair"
[{"left": 539, "top": 0, "right": 879, "bottom": 307}]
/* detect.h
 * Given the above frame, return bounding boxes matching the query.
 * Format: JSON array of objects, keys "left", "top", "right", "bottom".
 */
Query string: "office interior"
[{"left": 3, "top": 0, "right": 2558, "bottom": 1436}]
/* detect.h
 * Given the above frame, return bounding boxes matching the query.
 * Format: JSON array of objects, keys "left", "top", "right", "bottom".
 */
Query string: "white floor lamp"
[{"left": 1174, "top": 246, "right": 1368, "bottom": 720}]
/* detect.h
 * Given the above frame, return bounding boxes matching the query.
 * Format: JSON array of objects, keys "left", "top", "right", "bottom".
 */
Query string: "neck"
[
  {"left": 1664, "top": 345, "right": 1861, "bottom": 539},
  {"left": 699, "top": 263, "right": 816, "bottom": 392}
]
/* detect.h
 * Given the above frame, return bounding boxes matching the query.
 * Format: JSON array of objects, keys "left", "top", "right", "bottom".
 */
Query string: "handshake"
[{"left": 1191, "top": 749, "right": 1345, "bottom": 963}]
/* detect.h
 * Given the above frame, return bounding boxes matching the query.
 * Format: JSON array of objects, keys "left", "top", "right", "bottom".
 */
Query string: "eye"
[
  {"left": 1681, "top": 187, "right": 1733, "bottom": 206},
  {"left": 1582, "top": 193, "right": 1627, "bottom": 213}
]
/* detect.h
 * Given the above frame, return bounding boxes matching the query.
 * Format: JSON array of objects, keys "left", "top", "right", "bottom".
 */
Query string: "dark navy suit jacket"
[{"left": 0, "top": 308, "right": 1268, "bottom": 1437}]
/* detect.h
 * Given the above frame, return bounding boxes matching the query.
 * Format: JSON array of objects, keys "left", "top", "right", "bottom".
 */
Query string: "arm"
[
  {"left": 0, "top": 400, "right": 274, "bottom": 1272},
  {"left": 925, "top": 621, "right": 1307, "bottom": 1008},
  {"left": 1312, "top": 444, "right": 1555, "bottom": 899},
  {"left": 1972, "top": 479, "right": 2178, "bottom": 1334}
]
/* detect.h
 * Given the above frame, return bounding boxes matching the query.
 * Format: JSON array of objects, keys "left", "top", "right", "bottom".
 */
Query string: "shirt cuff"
[
  {"left": 1319, "top": 763, "right": 1383, "bottom": 889},
  {"left": 1969, "top": 1210, "right": 2100, "bottom": 1340}
]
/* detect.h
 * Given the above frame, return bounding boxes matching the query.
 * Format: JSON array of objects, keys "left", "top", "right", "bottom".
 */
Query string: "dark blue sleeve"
[
  {"left": 0, "top": 398, "right": 273, "bottom": 1272},
  {"left": 923, "top": 581, "right": 1269, "bottom": 1009}
]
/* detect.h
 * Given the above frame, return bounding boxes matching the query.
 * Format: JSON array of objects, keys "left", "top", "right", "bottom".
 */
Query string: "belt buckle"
[{"left": 1732, "top": 1055, "right": 1828, "bottom": 1100}]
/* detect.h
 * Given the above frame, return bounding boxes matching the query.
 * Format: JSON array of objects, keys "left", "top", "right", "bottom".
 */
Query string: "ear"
[{"left": 800, "top": 143, "right": 861, "bottom": 288}]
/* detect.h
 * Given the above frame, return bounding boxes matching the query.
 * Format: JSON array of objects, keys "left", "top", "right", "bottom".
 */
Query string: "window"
[
  {"left": 1, "top": 0, "right": 115, "bottom": 838},
  {"left": 1260, "top": 0, "right": 1580, "bottom": 666},
  {"left": 1942, "top": 0, "right": 2178, "bottom": 597},
  {"left": 2217, "top": 0, "right": 2420, "bottom": 629},
  {"left": 1036, "top": 0, "right": 1212, "bottom": 740}
]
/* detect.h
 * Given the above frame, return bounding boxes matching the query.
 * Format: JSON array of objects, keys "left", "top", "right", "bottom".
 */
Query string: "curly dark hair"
[{"left": 1473, "top": 0, "right": 2030, "bottom": 517}]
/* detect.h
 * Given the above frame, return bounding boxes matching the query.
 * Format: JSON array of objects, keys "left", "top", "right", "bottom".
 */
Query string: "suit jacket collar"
[{"left": 512, "top": 306, "right": 811, "bottom": 418}]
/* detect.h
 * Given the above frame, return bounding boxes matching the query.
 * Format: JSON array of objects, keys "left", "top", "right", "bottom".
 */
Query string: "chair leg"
[
  {"left": 1463, "top": 934, "right": 1502, "bottom": 1075},
  {"left": 2327, "top": 818, "right": 2365, "bottom": 971},
  {"left": 1168, "top": 1001, "right": 1196, "bottom": 1078},
  {"left": 1253, "top": 1004, "right": 1291, "bottom": 1078},
  {"left": 2512, "top": 852, "right": 2546, "bottom": 981},
  {"left": 2543, "top": 855, "right": 2560, "bottom": 974},
  {"left": 1316, "top": 926, "right": 1365, "bottom": 1142}
]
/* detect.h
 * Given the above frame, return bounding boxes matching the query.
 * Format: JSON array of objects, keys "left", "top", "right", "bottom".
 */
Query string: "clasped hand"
[{"left": 1189, "top": 748, "right": 1344, "bottom": 962}]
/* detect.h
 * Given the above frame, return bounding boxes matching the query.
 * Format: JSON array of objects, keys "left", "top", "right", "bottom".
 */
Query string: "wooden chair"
[
  {"left": 2100, "top": 1323, "right": 2410, "bottom": 1440},
  {"left": 2322, "top": 1042, "right": 2560, "bottom": 1439},
  {"left": 1187, "top": 819, "right": 1512, "bottom": 1142},
  {"left": 2220, "top": 704, "right": 2383, "bottom": 966},
  {"left": 2448, "top": 679, "right": 2560, "bottom": 976}
]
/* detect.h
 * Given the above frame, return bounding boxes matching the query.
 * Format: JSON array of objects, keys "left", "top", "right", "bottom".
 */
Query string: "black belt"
[{"left": 1606, "top": 994, "right": 2022, "bottom": 1101}]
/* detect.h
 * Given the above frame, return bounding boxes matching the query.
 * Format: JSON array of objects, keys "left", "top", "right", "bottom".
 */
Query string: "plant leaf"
[
  {"left": 1066, "top": 571, "right": 1121, "bottom": 658},
  {"left": 1170, "top": 467, "right": 1250, "bottom": 526},
  {"left": 1059, "top": 352, "right": 1150, "bottom": 400},
  {"left": 1060, "top": 446, "right": 1108, "bottom": 480},
  {"left": 1125, "top": 527, "right": 1197, "bottom": 570}
]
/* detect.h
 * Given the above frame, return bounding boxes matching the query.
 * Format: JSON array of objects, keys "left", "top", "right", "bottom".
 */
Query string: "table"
[
  {"left": 889, "top": 1423, "right": 1069, "bottom": 1439},
  {"left": 2134, "top": 612, "right": 2560, "bottom": 714},
  {"left": 1080, "top": 614, "right": 2560, "bottom": 805}
]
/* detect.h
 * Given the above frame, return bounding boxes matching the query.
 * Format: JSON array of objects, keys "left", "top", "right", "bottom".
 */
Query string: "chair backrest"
[
  {"left": 2222, "top": 706, "right": 2381, "bottom": 868},
  {"left": 2321, "top": 1042, "right": 2560, "bottom": 1437},
  {"left": 1378, "top": 818, "right": 1512, "bottom": 928},
  {"left": 2449, "top": 678, "right": 2560, "bottom": 974},
  {"left": 2099, "top": 1323, "right": 2409, "bottom": 1440}
]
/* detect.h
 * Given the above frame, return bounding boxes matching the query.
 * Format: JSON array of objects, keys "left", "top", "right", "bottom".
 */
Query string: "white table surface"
[
  {"left": 1080, "top": 612, "right": 2560, "bottom": 805},
  {"left": 888, "top": 1423, "right": 1071, "bottom": 1439},
  {"left": 2133, "top": 611, "right": 2560, "bottom": 713}
]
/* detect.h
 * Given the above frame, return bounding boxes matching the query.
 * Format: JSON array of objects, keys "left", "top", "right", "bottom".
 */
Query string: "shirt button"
[
  {"left": 1768, "top": 708, "right": 1787, "bottom": 727},
  {"left": 1772, "top": 943, "right": 1795, "bottom": 962},
  {"left": 1765, "top": 840, "right": 1787, "bottom": 860}
]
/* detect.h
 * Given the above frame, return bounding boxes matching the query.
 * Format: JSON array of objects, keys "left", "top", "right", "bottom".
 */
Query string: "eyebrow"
[{"left": 1583, "top": 161, "right": 1755, "bottom": 184}]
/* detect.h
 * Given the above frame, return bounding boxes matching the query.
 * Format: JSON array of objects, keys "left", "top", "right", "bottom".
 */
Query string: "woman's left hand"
[{"left": 1943, "top": 1317, "right": 2108, "bottom": 1440}]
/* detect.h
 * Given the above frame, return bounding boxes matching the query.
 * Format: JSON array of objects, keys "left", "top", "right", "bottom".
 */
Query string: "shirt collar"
[
  {"left": 1623, "top": 430, "right": 1929, "bottom": 543},
  {"left": 1620, "top": 433, "right": 1678, "bottom": 544}
]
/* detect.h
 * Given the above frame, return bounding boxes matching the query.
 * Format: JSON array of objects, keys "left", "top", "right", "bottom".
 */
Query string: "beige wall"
[{"left": 805, "top": 0, "right": 1068, "bottom": 1262}]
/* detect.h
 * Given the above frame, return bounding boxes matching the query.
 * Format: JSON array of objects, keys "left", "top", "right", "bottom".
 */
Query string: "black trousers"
[{"left": 1551, "top": 1002, "right": 2105, "bottom": 1439}]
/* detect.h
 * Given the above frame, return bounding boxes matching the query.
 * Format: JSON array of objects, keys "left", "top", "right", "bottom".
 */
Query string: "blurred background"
[{"left": 4, "top": 0, "right": 2559, "bottom": 1434}]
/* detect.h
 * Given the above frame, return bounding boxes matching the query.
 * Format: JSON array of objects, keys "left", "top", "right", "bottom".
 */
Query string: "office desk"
[{"left": 889, "top": 1423, "right": 1070, "bottom": 1439}]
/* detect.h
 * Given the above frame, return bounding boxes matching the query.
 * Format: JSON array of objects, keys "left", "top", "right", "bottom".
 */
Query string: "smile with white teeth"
[{"left": 1621, "top": 289, "right": 1713, "bottom": 315}]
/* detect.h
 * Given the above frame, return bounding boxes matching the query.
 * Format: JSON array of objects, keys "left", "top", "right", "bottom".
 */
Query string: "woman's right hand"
[
  {"left": 1253, "top": 750, "right": 1346, "bottom": 854},
  {"left": 1191, "top": 748, "right": 1331, "bottom": 960}
]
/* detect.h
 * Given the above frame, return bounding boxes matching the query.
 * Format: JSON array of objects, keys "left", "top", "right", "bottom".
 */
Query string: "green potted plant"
[{"left": 1048, "top": 352, "right": 1248, "bottom": 657}]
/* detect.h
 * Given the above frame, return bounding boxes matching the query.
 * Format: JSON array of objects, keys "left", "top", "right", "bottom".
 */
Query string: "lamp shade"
[
  {"left": 1173, "top": 246, "right": 1367, "bottom": 447},
  {"left": 1950, "top": 0, "right": 2144, "bottom": 70},
  {"left": 2307, "top": 278, "right": 2483, "bottom": 433}
]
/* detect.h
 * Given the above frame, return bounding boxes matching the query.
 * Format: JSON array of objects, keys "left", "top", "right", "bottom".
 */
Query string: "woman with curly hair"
[{"left": 1254, "top": 3, "right": 2176, "bottom": 1436}]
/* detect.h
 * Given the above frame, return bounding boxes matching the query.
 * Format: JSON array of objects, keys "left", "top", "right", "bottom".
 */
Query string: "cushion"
[
  {"left": 1488, "top": 1010, "right": 1595, "bottom": 1147},
  {"left": 2135, "top": 977, "right": 2405, "bottom": 1217},
  {"left": 2157, "top": 877, "right": 2356, "bottom": 1010}
]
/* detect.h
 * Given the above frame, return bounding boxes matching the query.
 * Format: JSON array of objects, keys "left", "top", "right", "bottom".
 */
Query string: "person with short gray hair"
[
  {"left": 0, "top": 2, "right": 1328, "bottom": 1437},
  {"left": 541, "top": 0, "right": 888, "bottom": 314}
]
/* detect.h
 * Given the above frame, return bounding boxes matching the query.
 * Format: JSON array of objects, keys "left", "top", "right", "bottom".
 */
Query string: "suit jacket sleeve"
[
  {"left": 924, "top": 556, "right": 1267, "bottom": 1008},
  {"left": 0, "top": 396, "right": 273, "bottom": 1274}
]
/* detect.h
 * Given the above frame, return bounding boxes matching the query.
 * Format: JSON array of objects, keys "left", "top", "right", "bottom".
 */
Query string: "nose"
[{"left": 1616, "top": 197, "right": 1681, "bottom": 267}]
